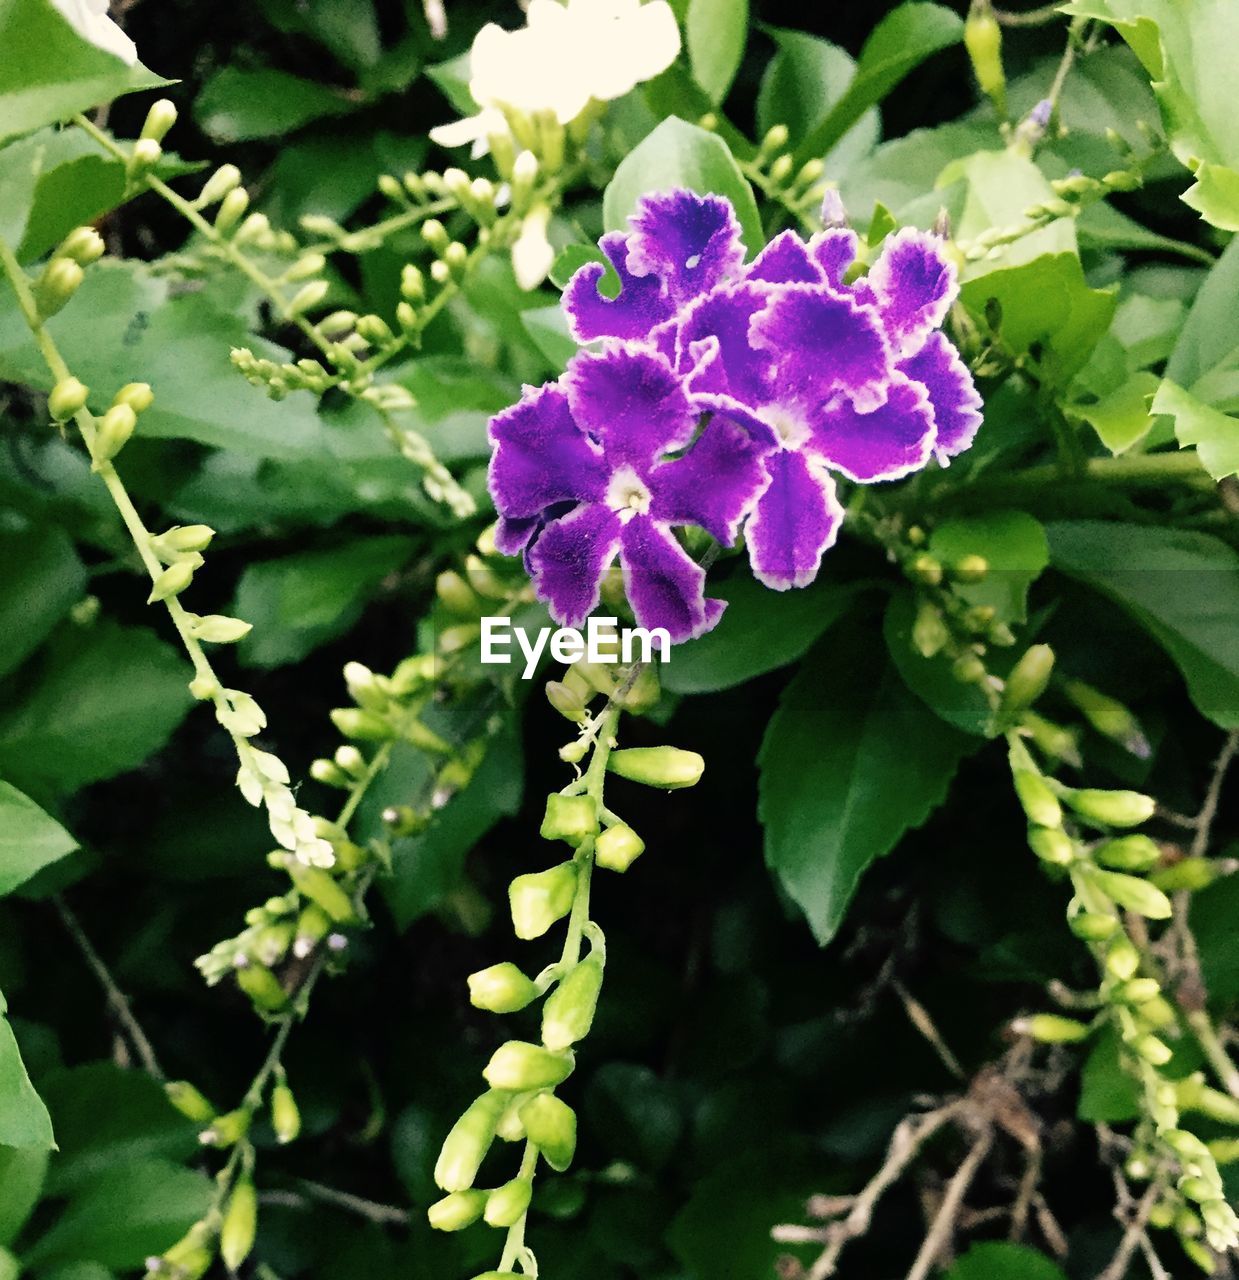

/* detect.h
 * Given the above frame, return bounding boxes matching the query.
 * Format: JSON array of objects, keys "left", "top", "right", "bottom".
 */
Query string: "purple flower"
[{"left": 488, "top": 345, "right": 769, "bottom": 641}]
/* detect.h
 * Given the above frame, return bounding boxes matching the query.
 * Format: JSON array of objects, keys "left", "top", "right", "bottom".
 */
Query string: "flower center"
[
  {"left": 606, "top": 465, "right": 652, "bottom": 520},
  {"left": 760, "top": 404, "right": 810, "bottom": 449}
]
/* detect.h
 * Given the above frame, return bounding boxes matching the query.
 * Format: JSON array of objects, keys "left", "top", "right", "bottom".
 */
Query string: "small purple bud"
[
  {"left": 820, "top": 188, "right": 848, "bottom": 228},
  {"left": 1030, "top": 98, "right": 1052, "bottom": 128}
]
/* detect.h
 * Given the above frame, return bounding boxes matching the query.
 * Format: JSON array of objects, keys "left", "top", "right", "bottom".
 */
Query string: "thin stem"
[
  {"left": 993, "top": 2, "right": 1067, "bottom": 26},
  {"left": 289, "top": 1179, "right": 410, "bottom": 1227},
  {"left": 904, "top": 1130, "right": 993, "bottom": 1280}
]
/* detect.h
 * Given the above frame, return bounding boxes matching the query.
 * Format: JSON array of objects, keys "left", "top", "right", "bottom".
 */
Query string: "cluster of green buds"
[
  {"left": 430, "top": 674, "right": 702, "bottom": 1277},
  {"left": 125, "top": 98, "right": 179, "bottom": 187},
  {"left": 48, "top": 363, "right": 155, "bottom": 473},
  {"left": 31, "top": 223, "right": 105, "bottom": 321},
  {"left": 719, "top": 120, "right": 831, "bottom": 222}
]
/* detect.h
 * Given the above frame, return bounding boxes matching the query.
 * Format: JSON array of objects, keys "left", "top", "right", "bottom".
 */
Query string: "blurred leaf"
[
  {"left": 0, "top": 524, "right": 85, "bottom": 680},
  {"left": 585, "top": 1063, "right": 683, "bottom": 1171},
  {"left": 0, "top": 620, "right": 193, "bottom": 802},
  {"left": 947, "top": 1242, "right": 1069, "bottom": 1280},
  {"left": 604, "top": 117, "right": 764, "bottom": 255},
  {"left": 519, "top": 304, "right": 578, "bottom": 373},
  {"left": 195, "top": 65, "right": 356, "bottom": 142},
  {"left": 929, "top": 511, "right": 1049, "bottom": 626},
  {"left": 1153, "top": 379, "right": 1239, "bottom": 481},
  {"left": 1191, "top": 870, "right": 1239, "bottom": 1006},
  {"left": 950, "top": 149, "right": 1075, "bottom": 268},
  {"left": 759, "top": 619, "right": 972, "bottom": 942},
  {"left": 1078, "top": 1026, "right": 1141, "bottom": 1123},
  {"left": 233, "top": 535, "right": 415, "bottom": 669},
  {"left": 686, "top": 0, "right": 748, "bottom": 104},
  {"left": 0, "top": 781, "right": 77, "bottom": 898},
  {"left": 0, "top": 0, "right": 167, "bottom": 145},
  {"left": 1068, "top": 371, "right": 1159, "bottom": 456},
  {"left": 0, "top": 989, "right": 52, "bottom": 1149},
  {"left": 425, "top": 51, "right": 475, "bottom": 115},
  {"left": 0, "top": 1141, "right": 48, "bottom": 1245},
  {"left": 1048, "top": 522, "right": 1239, "bottom": 729}
]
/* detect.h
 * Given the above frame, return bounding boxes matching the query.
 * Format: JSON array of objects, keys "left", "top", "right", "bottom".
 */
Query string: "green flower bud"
[
  {"left": 422, "top": 219, "right": 450, "bottom": 253},
  {"left": 519, "top": 1092, "right": 577, "bottom": 1171},
  {"left": 1063, "top": 679, "right": 1150, "bottom": 758},
  {"left": 215, "top": 186, "right": 250, "bottom": 234},
  {"left": 1141, "top": 994, "right": 1178, "bottom": 1030},
  {"left": 160, "top": 1221, "right": 216, "bottom": 1278},
  {"left": 908, "top": 553, "right": 943, "bottom": 586},
  {"left": 620, "top": 663, "right": 661, "bottom": 714},
  {"left": 152, "top": 524, "right": 216, "bottom": 556},
  {"left": 595, "top": 823, "right": 645, "bottom": 873},
  {"left": 48, "top": 376, "right": 90, "bottom": 420},
  {"left": 1112, "top": 977, "right": 1161, "bottom": 1005},
  {"left": 57, "top": 225, "right": 106, "bottom": 265},
  {"left": 235, "top": 960, "right": 288, "bottom": 1011},
  {"left": 1017, "top": 1013, "right": 1092, "bottom": 1043},
  {"left": 510, "top": 863, "right": 578, "bottom": 940},
  {"left": 1188, "top": 1085, "right": 1239, "bottom": 1127},
  {"left": 607, "top": 746, "right": 704, "bottom": 790},
  {"left": 999, "top": 644, "right": 1055, "bottom": 719},
  {"left": 190, "top": 614, "right": 252, "bottom": 644},
  {"left": 253, "top": 921, "right": 293, "bottom": 967},
  {"left": 484, "top": 1177, "right": 533, "bottom": 1228},
  {"left": 220, "top": 1178, "right": 257, "bottom": 1270},
  {"left": 1028, "top": 826, "right": 1075, "bottom": 866},
  {"left": 199, "top": 164, "right": 241, "bottom": 207},
  {"left": 1151, "top": 857, "right": 1219, "bottom": 892},
  {"left": 330, "top": 707, "right": 395, "bottom": 741},
  {"left": 434, "top": 1091, "right": 506, "bottom": 1191},
  {"left": 1012, "top": 770, "right": 1062, "bottom": 828},
  {"left": 1181, "top": 1176, "right": 1218, "bottom": 1204},
  {"left": 468, "top": 962, "right": 539, "bottom": 1014},
  {"left": 294, "top": 903, "right": 331, "bottom": 958},
  {"left": 113, "top": 381, "right": 154, "bottom": 414},
  {"left": 285, "top": 860, "right": 357, "bottom": 924},
  {"left": 759, "top": 123, "right": 790, "bottom": 157},
  {"left": 383, "top": 805, "right": 430, "bottom": 837},
  {"left": 953, "top": 552, "right": 991, "bottom": 583},
  {"left": 0, "top": 1248, "right": 15, "bottom": 1280},
  {"left": 141, "top": 98, "right": 178, "bottom": 143},
  {"left": 1095, "top": 835, "right": 1161, "bottom": 873},
  {"left": 542, "top": 956, "right": 604, "bottom": 1052},
  {"left": 470, "top": 1273, "right": 521, "bottom": 1280},
  {"left": 540, "top": 794, "right": 597, "bottom": 845},
  {"left": 1064, "top": 788, "right": 1156, "bottom": 828},
  {"left": 288, "top": 279, "right": 329, "bottom": 318},
  {"left": 147, "top": 557, "right": 196, "bottom": 604},
  {"left": 483, "top": 1041, "right": 573, "bottom": 1092},
  {"left": 911, "top": 599, "right": 949, "bottom": 658},
  {"left": 546, "top": 680, "right": 588, "bottom": 724},
  {"left": 271, "top": 1080, "right": 301, "bottom": 1143},
  {"left": 428, "top": 1189, "right": 487, "bottom": 1232},
  {"left": 1089, "top": 869, "right": 1173, "bottom": 919},
  {"left": 1105, "top": 935, "right": 1140, "bottom": 981},
  {"left": 1179, "top": 1236, "right": 1213, "bottom": 1272},
  {"left": 495, "top": 1095, "right": 527, "bottom": 1143},
  {"left": 200, "top": 1107, "right": 250, "bottom": 1147},
  {"left": 1209, "top": 1138, "right": 1239, "bottom": 1165},
  {"left": 952, "top": 652, "right": 987, "bottom": 685},
  {"left": 1132, "top": 1033, "right": 1173, "bottom": 1066},
  {"left": 127, "top": 137, "right": 162, "bottom": 177},
  {"left": 165, "top": 1080, "right": 216, "bottom": 1124},
  {"left": 964, "top": 2, "right": 1006, "bottom": 114},
  {"left": 93, "top": 402, "right": 137, "bottom": 463},
  {"left": 34, "top": 257, "right": 84, "bottom": 318},
  {"left": 1069, "top": 910, "right": 1118, "bottom": 941}
]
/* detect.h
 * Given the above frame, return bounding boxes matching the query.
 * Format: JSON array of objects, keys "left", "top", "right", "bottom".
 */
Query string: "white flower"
[
  {"left": 512, "top": 204, "right": 555, "bottom": 290},
  {"left": 50, "top": 0, "right": 138, "bottom": 65},
  {"left": 431, "top": 0, "right": 680, "bottom": 152}
]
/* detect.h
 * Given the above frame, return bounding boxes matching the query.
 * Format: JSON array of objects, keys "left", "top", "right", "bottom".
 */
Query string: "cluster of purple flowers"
[{"left": 487, "top": 190, "right": 983, "bottom": 642}]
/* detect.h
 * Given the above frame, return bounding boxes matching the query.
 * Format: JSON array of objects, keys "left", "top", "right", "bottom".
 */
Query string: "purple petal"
[
  {"left": 564, "top": 346, "right": 697, "bottom": 469},
  {"left": 528, "top": 503, "right": 622, "bottom": 628},
  {"left": 495, "top": 514, "right": 540, "bottom": 555},
  {"left": 619, "top": 514, "right": 724, "bottom": 642},
  {"left": 648, "top": 415, "right": 772, "bottom": 545},
  {"left": 866, "top": 227, "right": 957, "bottom": 359},
  {"left": 488, "top": 382, "right": 609, "bottom": 520},
  {"left": 745, "top": 450, "right": 843, "bottom": 590},
  {"left": 678, "top": 281, "right": 779, "bottom": 407},
  {"left": 749, "top": 283, "right": 892, "bottom": 412},
  {"left": 563, "top": 231, "right": 674, "bottom": 343},
  {"left": 626, "top": 190, "right": 745, "bottom": 306},
  {"left": 899, "top": 331, "right": 982, "bottom": 464},
  {"left": 809, "top": 228, "right": 858, "bottom": 288},
  {"left": 806, "top": 373, "right": 935, "bottom": 483},
  {"left": 746, "top": 231, "right": 821, "bottom": 285}
]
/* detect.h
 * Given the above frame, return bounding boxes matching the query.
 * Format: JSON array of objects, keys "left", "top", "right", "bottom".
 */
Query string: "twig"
[
  {"left": 994, "top": 2, "right": 1067, "bottom": 26},
  {"left": 905, "top": 1130, "right": 994, "bottom": 1280},
  {"left": 1190, "top": 730, "right": 1239, "bottom": 859},
  {"left": 893, "top": 979, "right": 966, "bottom": 1081},
  {"left": 290, "top": 1178, "right": 410, "bottom": 1227},
  {"left": 1097, "top": 1180, "right": 1161, "bottom": 1280},
  {"left": 54, "top": 894, "right": 164, "bottom": 1079}
]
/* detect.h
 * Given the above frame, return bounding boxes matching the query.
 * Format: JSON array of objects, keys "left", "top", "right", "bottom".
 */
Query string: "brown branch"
[
  {"left": 893, "top": 980, "right": 966, "bottom": 1082},
  {"left": 906, "top": 1130, "right": 994, "bottom": 1280},
  {"left": 1097, "top": 1180, "right": 1161, "bottom": 1280}
]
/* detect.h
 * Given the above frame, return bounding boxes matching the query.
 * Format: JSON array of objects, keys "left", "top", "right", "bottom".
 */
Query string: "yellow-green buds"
[
  {"left": 165, "top": 1080, "right": 216, "bottom": 1124},
  {"left": 147, "top": 556, "right": 198, "bottom": 604},
  {"left": 595, "top": 823, "right": 645, "bottom": 873},
  {"left": 57, "top": 226, "right": 106, "bottom": 266},
  {"left": 540, "top": 794, "right": 597, "bottom": 845},
  {"left": 235, "top": 960, "right": 289, "bottom": 1011},
  {"left": 519, "top": 1093, "right": 576, "bottom": 1171},
  {"left": 151, "top": 524, "right": 215, "bottom": 558},
  {"left": 330, "top": 707, "right": 394, "bottom": 740},
  {"left": 546, "top": 680, "right": 588, "bottom": 723},
  {"left": 34, "top": 257, "right": 84, "bottom": 318},
  {"left": 215, "top": 186, "right": 250, "bottom": 234},
  {"left": 952, "top": 552, "right": 990, "bottom": 583},
  {"left": 200, "top": 1107, "right": 250, "bottom": 1147},
  {"left": 1016, "top": 1013, "right": 1092, "bottom": 1043},
  {"left": 758, "top": 123, "right": 790, "bottom": 159},
  {"left": 434, "top": 1090, "right": 506, "bottom": 1191},
  {"left": 190, "top": 614, "right": 252, "bottom": 644},
  {"left": 1063, "top": 680, "right": 1151, "bottom": 758},
  {"left": 199, "top": 164, "right": 241, "bottom": 207},
  {"left": 483, "top": 1041, "right": 573, "bottom": 1092},
  {"left": 908, "top": 552, "right": 942, "bottom": 587},
  {"left": 1151, "top": 857, "right": 1220, "bottom": 892},
  {"left": 952, "top": 652, "right": 986, "bottom": 684},
  {"left": 288, "top": 280, "right": 329, "bottom": 318},
  {"left": 127, "top": 137, "right": 162, "bottom": 179},
  {"left": 1069, "top": 910, "right": 1118, "bottom": 941},
  {"left": 1028, "top": 826, "right": 1074, "bottom": 866},
  {"left": 271, "top": 1080, "right": 301, "bottom": 1144},
  {"left": 1012, "top": 770, "right": 1062, "bottom": 828},
  {"left": 1095, "top": 835, "right": 1161, "bottom": 873},
  {"left": 999, "top": 645, "right": 1055, "bottom": 720},
  {"left": 48, "top": 377, "right": 89, "bottom": 421},
  {"left": 911, "top": 599, "right": 949, "bottom": 658},
  {"left": 509, "top": 862, "right": 577, "bottom": 940},
  {"left": 1063, "top": 788, "right": 1156, "bottom": 828},
  {"left": 607, "top": 747, "right": 704, "bottom": 790},
  {"left": 485, "top": 1177, "right": 533, "bottom": 1228},
  {"left": 93, "top": 402, "right": 137, "bottom": 464},
  {"left": 141, "top": 98, "right": 178, "bottom": 143},
  {"left": 1112, "top": 978, "right": 1161, "bottom": 1005},
  {"left": 542, "top": 956, "right": 604, "bottom": 1052},
  {"left": 428, "top": 1189, "right": 487, "bottom": 1232},
  {"left": 114, "top": 381, "right": 154, "bottom": 413},
  {"left": 159, "top": 1221, "right": 215, "bottom": 1280},
  {"left": 964, "top": 1, "right": 1006, "bottom": 115},
  {"left": 220, "top": 1178, "right": 258, "bottom": 1270},
  {"left": 284, "top": 859, "right": 357, "bottom": 924},
  {"left": 1132, "top": 1033, "right": 1173, "bottom": 1066},
  {"left": 1089, "top": 869, "right": 1172, "bottom": 919},
  {"left": 1105, "top": 935, "right": 1141, "bottom": 981},
  {"left": 468, "top": 962, "right": 539, "bottom": 1014}
]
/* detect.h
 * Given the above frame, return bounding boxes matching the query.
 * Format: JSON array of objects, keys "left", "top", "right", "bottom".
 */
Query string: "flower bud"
[
  {"left": 1095, "top": 835, "right": 1161, "bottom": 873},
  {"left": 422, "top": 219, "right": 449, "bottom": 253},
  {"left": 1064, "top": 788, "right": 1156, "bottom": 828},
  {"left": 1112, "top": 978, "right": 1161, "bottom": 1005},
  {"left": 220, "top": 1178, "right": 257, "bottom": 1270},
  {"left": 434, "top": 1091, "right": 506, "bottom": 1191},
  {"left": 57, "top": 225, "right": 105, "bottom": 265},
  {"left": 999, "top": 644, "right": 1055, "bottom": 719},
  {"left": 293, "top": 903, "right": 331, "bottom": 957},
  {"left": 127, "top": 137, "right": 162, "bottom": 178},
  {"left": 546, "top": 680, "right": 588, "bottom": 723},
  {"left": 1016, "top": 1013, "right": 1092, "bottom": 1043},
  {"left": 759, "top": 123, "right": 790, "bottom": 158},
  {"left": 519, "top": 1092, "right": 576, "bottom": 1171},
  {"left": 468, "top": 962, "right": 539, "bottom": 1014},
  {"left": 1012, "top": 770, "right": 1062, "bottom": 828},
  {"left": 1151, "top": 857, "right": 1219, "bottom": 892},
  {"left": 428, "top": 1189, "right": 487, "bottom": 1232},
  {"left": 1063, "top": 679, "right": 1150, "bottom": 758},
  {"left": 911, "top": 599, "right": 949, "bottom": 658},
  {"left": 285, "top": 861, "right": 357, "bottom": 924},
  {"left": 1089, "top": 869, "right": 1173, "bottom": 919},
  {"left": 48, "top": 376, "right": 89, "bottom": 421},
  {"left": 147, "top": 557, "right": 196, "bottom": 604},
  {"left": 511, "top": 151, "right": 539, "bottom": 209},
  {"left": 152, "top": 524, "right": 215, "bottom": 556},
  {"left": 1105, "top": 935, "right": 1140, "bottom": 981},
  {"left": 165, "top": 1080, "right": 216, "bottom": 1124},
  {"left": 509, "top": 862, "right": 577, "bottom": 940},
  {"left": 271, "top": 1080, "right": 301, "bottom": 1143},
  {"left": 483, "top": 1041, "right": 573, "bottom": 1092},
  {"left": 540, "top": 794, "right": 597, "bottom": 845},
  {"left": 34, "top": 257, "right": 84, "bottom": 318},
  {"left": 288, "top": 279, "right": 329, "bottom": 318},
  {"left": 542, "top": 955, "right": 604, "bottom": 1052},
  {"left": 496, "top": 1095, "right": 527, "bottom": 1143},
  {"left": 607, "top": 747, "right": 703, "bottom": 790},
  {"left": 141, "top": 98, "right": 178, "bottom": 143},
  {"left": 235, "top": 960, "right": 288, "bottom": 1011},
  {"left": 595, "top": 823, "right": 645, "bottom": 873},
  {"left": 159, "top": 1221, "right": 215, "bottom": 1279},
  {"left": 330, "top": 707, "right": 394, "bottom": 740},
  {"left": 485, "top": 1177, "right": 533, "bottom": 1228},
  {"left": 113, "top": 381, "right": 154, "bottom": 414},
  {"left": 200, "top": 1107, "right": 250, "bottom": 1147},
  {"left": 1028, "top": 826, "right": 1074, "bottom": 866},
  {"left": 215, "top": 187, "right": 250, "bottom": 234},
  {"left": 952, "top": 552, "right": 990, "bottom": 583},
  {"left": 199, "top": 164, "right": 241, "bottom": 207},
  {"left": 964, "top": 2, "right": 1006, "bottom": 114},
  {"left": 1069, "top": 910, "right": 1118, "bottom": 941},
  {"left": 93, "top": 402, "right": 136, "bottom": 464},
  {"left": 1132, "top": 1033, "right": 1173, "bottom": 1066},
  {"left": 191, "top": 614, "right": 252, "bottom": 644}
]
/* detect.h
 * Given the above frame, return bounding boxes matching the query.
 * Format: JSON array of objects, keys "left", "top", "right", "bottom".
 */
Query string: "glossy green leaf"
[
  {"left": 0, "top": 781, "right": 77, "bottom": 898},
  {"left": 194, "top": 65, "right": 356, "bottom": 142},
  {"left": 1068, "top": 371, "right": 1159, "bottom": 455},
  {"left": 929, "top": 511, "right": 1049, "bottom": 626},
  {"left": 0, "top": 1141, "right": 48, "bottom": 1245},
  {"left": 0, "top": 989, "right": 52, "bottom": 1150},
  {"left": 758, "top": 620, "right": 972, "bottom": 943},
  {"left": 947, "top": 1242, "right": 1069, "bottom": 1280},
  {"left": 1152, "top": 378, "right": 1239, "bottom": 481},
  {"left": 0, "top": 524, "right": 86, "bottom": 681},
  {"left": 686, "top": 0, "right": 747, "bottom": 104}
]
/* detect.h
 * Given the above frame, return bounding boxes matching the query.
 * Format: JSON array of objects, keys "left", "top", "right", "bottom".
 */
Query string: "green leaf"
[
  {"left": 793, "top": 3, "right": 964, "bottom": 163},
  {"left": 1048, "top": 521, "right": 1239, "bottom": 729},
  {"left": 24, "top": 1159, "right": 212, "bottom": 1271},
  {"left": 0, "top": 1142, "right": 48, "bottom": 1245},
  {"left": 194, "top": 65, "right": 356, "bottom": 142},
  {"left": 662, "top": 574, "right": 864, "bottom": 695},
  {"left": 0, "top": 524, "right": 86, "bottom": 681},
  {"left": 1077, "top": 1026, "right": 1141, "bottom": 1123},
  {"left": 0, "top": 781, "right": 77, "bottom": 898},
  {"left": 519, "top": 304, "right": 578, "bottom": 374},
  {"left": 929, "top": 511, "right": 1049, "bottom": 626},
  {"left": 1192, "top": 868, "right": 1239, "bottom": 1006},
  {"left": 232, "top": 535, "right": 415, "bottom": 669},
  {"left": 1068, "top": 371, "right": 1160, "bottom": 456},
  {"left": 1152, "top": 378, "right": 1239, "bottom": 481},
  {"left": 585, "top": 1063, "right": 683, "bottom": 1171},
  {"left": 758, "top": 620, "right": 972, "bottom": 942},
  {"left": 0, "top": 619, "right": 193, "bottom": 802},
  {"left": 603, "top": 117, "right": 764, "bottom": 256},
  {"left": 0, "top": 0, "right": 167, "bottom": 146},
  {"left": 947, "top": 1242, "right": 1069, "bottom": 1280},
  {"left": 685, "top": 0, "right": 748, "bottom": 104},
  {"left": 0, "top": 989, "right": 53, "bottom": 1150},
  {"left": 949, "top": 149, "right": 1075, "bottom": 268}
]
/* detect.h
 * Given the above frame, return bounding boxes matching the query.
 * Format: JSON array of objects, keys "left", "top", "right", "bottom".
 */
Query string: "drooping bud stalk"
[
  {"left": 595, "top": 823, "right": 645, "bottom": 873},
  {"left": 540, "top": 794, "right": 597, "bottom": 845},
  {"left": 607, "top": 747, "right": 704, "bottom": 790},
  {"left": 434, "top": 1090, "right": 507, "bottom": 1191},
  {"left": 198, "top": 164, "right": 241, "bottom": 207},
  {"left": 92, "top": 402, "right": 137, "bottom": 464},
  {"left": 1068, "top": 910, "right": 1118, "bottom": 941},
  {"left": 1150, "top": 857, "right": 1221, "bottom": 892},
  {"left": 1104, "top": 935, "right": 1140, "bottom": 981},
  {"left": 468, "top": 962, "right": 539, "bottom": 1014},
  {"left": 235, "top": 960, "right": 289, "bottom": 1011},
  {"left": 519, "top": 1092, "right": 577, "bottom": 1171},
  {"left": 150, "top": 524, "right": 215, "bottom": 559},
  {"left": 220, "top": 1178, "right": 258, "bottom": 1270},
  {"left": 214, "top": 187, "right": 250, "bottom": 235},
  {"left": 190, "top": 614, "right": 252, "bottom": 644},
  {"left": 541, "top": 955, "right": 604, "bottom": 1052},
  {"left": 282, "top": 858, "right": 358, "bottom": 924},
  {"left": 200, "top": 1107, "right": 250, "bottom": 1147},
  {"left": 483, "top": 1041, "right": 573, "bottom": 1092},
  {"left": 1027, "top": 826, "right": 1074, "bottom": 866},
  {"left": 1094, "top": 835, "right": 1161, "bottom": 873},
  {"left": 1086, "top": 868, "right": 1173, "bottom": 919},
  {"left": 1015, "top": 1013, "right": 1092, "bottom": 1043},
  {"left": 147, "top": 556, "right": 198, "bottom": 604},
  {"left": 1011, "top": 769, "right": 1062, "bottom": 828}
]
